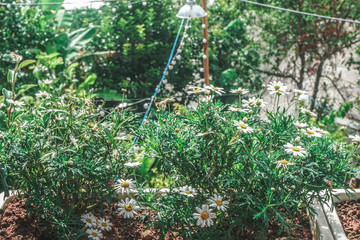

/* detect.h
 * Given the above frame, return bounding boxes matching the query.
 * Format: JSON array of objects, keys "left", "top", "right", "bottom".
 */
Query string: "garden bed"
[
  {"left": 310, "top": 189, "right": 360, "bottom": 240},
  {"left": 336, "top": 199, "right": 360, "bottom": 240},
  {"left": 0, "top": 195, "right": 312, "bottom": 239}
]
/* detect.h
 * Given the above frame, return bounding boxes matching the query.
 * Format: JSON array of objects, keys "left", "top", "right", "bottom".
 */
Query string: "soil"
[
  {"left": 336, "top": 199, "right": 360, "bottom": 240},
  {"left": 0, "top": 197, "right": 312, "bottom": 240}
]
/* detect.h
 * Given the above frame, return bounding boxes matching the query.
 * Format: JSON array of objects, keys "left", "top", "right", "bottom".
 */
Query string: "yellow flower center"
[
  {"left": 306, "top": 130, "right": 314, "bottom": 135},
  {"left": 215, "top": 200, "right": 223, "bottom": 206},
  {"left": 276, "top": 90, "right": 283, "bottom": 95},
  {"left": 239, "top": 124, "right": 247, "bottom": 129},
  {"left": 212, "top": 87, "right": 219, "bottom": 91},
  {"left": 121, "top": 182, "right": 130, "bottom": 188},
  {"left": 200, "top": 211, "right": 209, "bottom": 220},
  {"left": 185, "top": 190, "right": 192, "bottom": 195},
  {"left": 125, "top": 204, "right": 133, "bottom": 212},
  {"left": 292, "top": 147, "right": 300, "bottom": 152},
  {"left": 86, "top": 218, "right": 92, "bottom": 223},
  {"left": 91, "top": 232, "right": 98, "bottom": 237},
  {"left": 256, "top": 101, "right": 262, "bottom": 105},
  {"left": 280, "top": 160, "right": 288, "bottom": 165},
  {"left": 274, "top": 85, "right": 280, "bottom": 90},
  {"left": 101, "top": 222, "right": 108, "bottom": 227},
  {"left": 235, "top": 108, "right": 243, "bottom": 111},
  {"left": 236, "top": 90, "right": 243, "bottom": 94}
]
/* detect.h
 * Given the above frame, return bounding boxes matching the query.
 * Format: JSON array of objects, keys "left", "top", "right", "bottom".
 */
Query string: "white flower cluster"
[{"left": 81, "top": 213, "right": 112, "bottom": 240}]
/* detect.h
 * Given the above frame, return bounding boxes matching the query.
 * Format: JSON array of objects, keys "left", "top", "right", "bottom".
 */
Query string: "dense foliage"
[{"left": 137, "top": 86, "right": 352, "bottom": 238}]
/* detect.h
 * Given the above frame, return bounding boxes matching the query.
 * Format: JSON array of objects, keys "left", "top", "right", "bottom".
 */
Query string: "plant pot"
[{"left": 309, "top": 189, "right": 360, "bottom": 240}]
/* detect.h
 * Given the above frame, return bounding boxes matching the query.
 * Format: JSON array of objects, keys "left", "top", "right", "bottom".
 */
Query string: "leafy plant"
[{"left": 137, "top": 85, "right": 352, "bottom": 238}]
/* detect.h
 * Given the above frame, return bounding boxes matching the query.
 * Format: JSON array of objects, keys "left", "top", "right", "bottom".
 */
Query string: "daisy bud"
[
  {"left": 271, "top": 187, "right": 276, "bottom": 192},
  {"left": 68, "top": 160, "right": 73, "bottom": 166},
  {"left": 248, "top": 110, "right": 253, "bottom": 114},
  {"left": 175, "top": 128, "right": 180, "bottom": 132},
  {"left": 163, "top": 119, "right": 166, "bottom": 123},
  {"left": 290, "top": 185, "right": 296, "bottom": 190},
  {"left": 175, "top": 111, "right": 181, "bottom": 117},
  {"left": 340, "top": 126, "right": 347, "bottom": 131},
  {"left": 243, "top": 117, "right": 248, "bottom": 123},
  {"left": 121, "top": 88, "right": 127, "bottom": 93},
  {"left": 261, "top": 84, "right": 266, "bottom": 88},
  {"left": 319, "top": 123, "right": 325, "bottom": 127},
  {"left": 202, "top": 24, "right": 206, "bottom": 28},
  {"left": 203, "top": 55, "right": 207, "bottom": 59},
  {"left": 295, "top": 136, "right": 301, "bottom": 143}
]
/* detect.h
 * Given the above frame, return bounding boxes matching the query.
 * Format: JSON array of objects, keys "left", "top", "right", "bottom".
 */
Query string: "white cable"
[
  {"left": 0, "top": 0, "right": 144, "bottom": 7},
  {"left": 239, "top": 0, "right": 360, "bottom": 25}
]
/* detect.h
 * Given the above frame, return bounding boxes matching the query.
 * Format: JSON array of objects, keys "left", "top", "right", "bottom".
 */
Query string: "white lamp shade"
[{"left": 176, "top": 3, "right": 207, "bottom": 19}]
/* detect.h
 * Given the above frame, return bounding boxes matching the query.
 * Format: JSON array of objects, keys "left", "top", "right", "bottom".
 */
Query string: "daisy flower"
[
  {"left": 86, "top": 228, "right": 103, "bottom": 240},
  {"left": 300, "top": 108, "right": 317, "bottom": 117},
  {"left": 284, "top": 143, "right": 307, "bottom": 158},
  {"left": 205, "top": 85, "right": 225, "bottom": 95},
  {"left": 124, "top": 161, "right": 142, "bottom": 168},
  {"left": 7, "top": 99, "right": 25, "bottom": 107},
  {"left": 114, "top": 179, "right": 136, "bottom": 195},
  {"left": 254, "top": 98, "right": 267, "bottom": 108},
  {"left": 35, "top": 91, "right": 52, "bottom": 99},
  {"left": 42, "top": 79, "right": 53, "bottom": 85},
  {"left": 196, "top": 131, "right": 213, "bottom": 137},
  {"left": 302, "top": 128, "right": 322, "bottom": 138},
  {"left": 117, "top": 103, "right": 128, "bottom": 109},
  {"left": 267, "top": 81, "right": 287, "bottom": 92},
  {"left": 208, "top": 194, "right": 229, "bottom": 211},
  {"left": 242, "top": 97, "right": 257, "bottom": 107},
  {"left": 81, "top": 213, "right": 97, "bottom": 228},
  {"left": 230, "top": 87, "right": 249, "bottom": 95},
  {"left": 233, "top": 120, "right": 254, "bottom": 133},
  {"left": 294, "top": 89, "right": 308, "bottom": 96},
  {"left": 275, "top": 159, "right": 296, "bottom": 170},
  {"left": 228, "top": 106, "right": 249, "bottom": 113},
  {"left": 0, "top": 103, "right": 6, "bottom": 108},
  {"left": 97, "top": 218, "right": 112, "bottom": 231},
  {"left": 269, "top": 89, "right": 289, "bottom": 96},
  {"left": 117, "top": 198, "right": 140, "bottom": 219},
  {"left": 189, "top": 86, "right": 204, "bottom": 95},
  {"left": 313, "top": 127, "right": 328, "bottom": 135},
  {"left": 293, "top": 121, "right": 308, "bottom": 129},
  {"left": 69, "top": 135, "right": 78, "bottom": 148},
  {"left": 200, "top": 95, "right": 214, "bottom": 103},
  {"left": 349, "top": 135, "right": 360, "bottom": 143},
  {"left": 179, "top": 185, "right": 197, "bottom": 197},
  {"left": 193, "top": 204, "right": 216, "bottom": 228}
]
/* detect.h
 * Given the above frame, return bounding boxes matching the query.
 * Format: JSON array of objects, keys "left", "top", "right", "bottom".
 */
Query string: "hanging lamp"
[{"left": 176, "top": 0, "right": 207, "bottom": 19}]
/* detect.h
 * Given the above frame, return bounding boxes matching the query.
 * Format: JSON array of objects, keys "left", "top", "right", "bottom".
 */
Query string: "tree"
[{"left": 243, "top": 0, "right": 360, "bottom": 110}]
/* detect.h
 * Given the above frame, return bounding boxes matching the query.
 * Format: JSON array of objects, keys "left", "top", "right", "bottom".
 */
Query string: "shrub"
[
  {"left": 0, "top": 56, "right": 137, "bottom": 239},
  {"left": 137, "top": 84, "right": 352, "bottom": 238}
]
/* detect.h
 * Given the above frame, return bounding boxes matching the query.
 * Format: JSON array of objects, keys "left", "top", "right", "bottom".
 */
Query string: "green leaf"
[
  {"left": 16, "top": 84, "right": 38, "bottom": 97},
  {"left": 78, "top": 73, "right": 97, "bottom": 93},
  {"left": 40, "top": 0, "right": 63, "bottom": 11},
  {"left": 55, "top": 9, "right": 73, "bottom": 28},
  {"left": 2, "top": 89, "right": 12, "bottom": 102},
  {"left": 19, "top": 60, "right": 36, "bottom": 69},
  {"left": 65, "top": 27, "right": 98, "bottom": 62},
  {"left": 7, "top": 70, "right": 15, "bottom": 83},
  {"left": 0, "top": 111, "right": 7, "bottom": 129}
]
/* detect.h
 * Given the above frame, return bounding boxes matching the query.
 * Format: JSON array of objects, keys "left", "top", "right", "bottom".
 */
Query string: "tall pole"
[{"left": 201, "top": 0, "right": 210, "bottom": 86}]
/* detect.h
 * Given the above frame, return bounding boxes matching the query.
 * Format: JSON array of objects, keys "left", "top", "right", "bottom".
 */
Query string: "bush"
[
  {"left": 137, "top": 85, "right": 352, "bottom": 238},
  {"left": 0, "top": 56, "right": 137, "bottom": 239}
]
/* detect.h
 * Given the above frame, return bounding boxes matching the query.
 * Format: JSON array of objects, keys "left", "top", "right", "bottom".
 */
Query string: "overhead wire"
[{"left": 238, "top": 0, "right": 360, "bottom": 25}]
